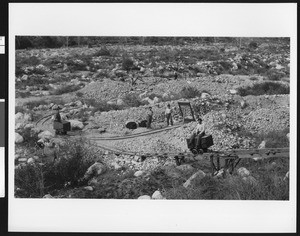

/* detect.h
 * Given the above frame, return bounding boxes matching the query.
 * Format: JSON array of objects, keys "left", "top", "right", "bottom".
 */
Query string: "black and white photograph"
[
  {"left": 14, "top": 36, "right": 291, "bottom": 200},
  {"left": 8, "top": 3, "right": 297, "bottom": 233}
]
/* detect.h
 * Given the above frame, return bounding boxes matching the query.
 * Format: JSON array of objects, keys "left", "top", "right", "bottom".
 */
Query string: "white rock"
[
  {"left": 138, "top": 195, "right": 151, "bottom": 200},
  {"left": 201, "top": 92, "right": 211, "bottom": 100},
  {"left": 43, "top": 194, "right": 53, "bottom": 198},
  {"left": 286, "top": 133, "right": 290, "bottom": 141},
  {"left": 242, "top": 176, "right": 258, "bottom": 186},
  {"left": 111, "top": 162, "right": 122, "bottom": 170},
  {"left": 176, "top": 164, "right": 194, "bottom": 172},
  {"left": 152, "top": 190, "right": 164, "bottom": 200},
  {"left": 27, "top": 158, "right": 35, "bottom": 164},
  {"left": 24, "top": 123, "right": 35, "bottom": 129},
  {"left": 134, "top": 170, "right": 144, "bottom": 177},
  {"left": 21, "top": 75, "right": 28, "bottom": 81},
  {"left": 84, "top": 186, "right": 93, "bottom": 191},
  {"left": 18, "top": 158, "right": 27, "bottom": 162},
  {"left": 15, "top": 133, "right": 24, "bottom": 144},
  {"left": 23, "top": 113, "right": 32, "bottom": 121},
  {"left": 15, "top": 112, "right": 24, "bottom": 121},
  {"left": 258, "top": 141, "right": 266, "bottom": 149},
  {"left": 116, "top": 98, "right": 125, "bottom": 106},
  {"left": 229, "top": 89, "right": 238, "bottom": 95},
  {"left": 183, "top": 170, "right": 206, "bottom": 188},
  {"left": 237, "top": 167, "right": 250, "bottom": 178},
  {"left": 283, "top": 171, "right": 289, "bottom": 181},
  {"left": 38, "top": 130, "right": 54, "bottom": 140},
  {"left": 69, "top": 120, "right": 85, "bottom": 130},
  {"left": 240, "top": 100, "right": 247, "bottom": 109},
  {"left": 15, "top": 123, "right": 24, "bottom": 130},
  {"left": 84, "top": 162, "right": 107, "bottom": 179}
]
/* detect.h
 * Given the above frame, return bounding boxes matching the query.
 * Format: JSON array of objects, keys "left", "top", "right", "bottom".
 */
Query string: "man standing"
[
  {"left": 53, "top": 107, "right": 61, "bottom": 123},
  {"left": 146, "top": 107, "right": 153, "bottom": 129},
  {"left": 165, "top": 104, "right": 173, "bottom": 126},
  {"left": 188, "top": 117, "right": 206, "bottom": 150}
]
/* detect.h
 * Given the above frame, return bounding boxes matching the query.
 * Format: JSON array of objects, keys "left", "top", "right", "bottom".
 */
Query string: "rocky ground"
[{"left": 14, "top": 38, "right": 290, "bottom": 199}]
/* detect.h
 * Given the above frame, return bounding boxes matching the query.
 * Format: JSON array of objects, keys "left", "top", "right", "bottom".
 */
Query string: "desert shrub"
[
  {"left": 122, "top": 56, "right": 135, "bottom": 72},
  {"left": 76, "top": 91, "right": 84, "bottom": 97},
  {"left": 264, "top": 69, "right": 283, "bottom": 81},
  {"left": 93, "top": 47, "right": 111, "bottom": 57},
  {"left": 252, "top": 128, "right": 290, "bottom": 148},
  {"left": 249, "top": 41, "right": 258, "bottom": 49},
  {"left": 180, "top": 86, "right": 202, "bottom": 99},
  {"left": 16, "top": 56, "right": 40, "bottom": 66},
  {"left": 237, "top": 82, "right": 289, "bottom": 96},
  {"left": 122, "top": 93, "right": 145, "bottom": 108},
  {"left": 18, "top": 127, "right": 39, "bottom": 148},
  {"left": 15, "top": 140, "right": 97, "bottom": 198},
  {"left": 23, "top": 100, "right": 49, "bottom": 110},
  {"left": 82, "top": 98, "right": 121, "bottom": 114},
  {"left": 16, "top": 91, "right": 31, "bottom": 98},
  {"left": 50, "top": 84, "right": 83, "bottom": 95}
]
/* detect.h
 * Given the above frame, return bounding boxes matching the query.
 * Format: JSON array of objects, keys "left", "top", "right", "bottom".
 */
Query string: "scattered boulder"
[
  {"left": 138, "top": 195, "right": 151, "bottom": 200},
  {"left": 24, "top": 123, "right": 35, "bottom": 129},
  {"left": 176, "top": 164, "right": 194, "bottom": 172},
  {"left": 242, "top": 176, "right": 258, "bottom": 186},
  {"left": 258, "top": 141, "right": 266, "bottom": 149},
  {"left": 134, "top": 170, "right": 144, "bottom": 177},
  {"left": 152, "top": 190, "right": 164, "bottom": 200},
  {"left": 15, "top": 133, "right": 24, "bottom": 144},
  {"left": 69, "top": 120, "right": 85, "bottom": 130},
  {"left": 183, "top": 170, "right": 206, "bottom": 188},
  {"left": 84, "top": 186, "right": 94, "bottom": 191},
  {"left": 240, "top": 100, "right": 247, "bottom": 109},
  {"left": 83, "top": 162, "right": 107, "bottom": 180},
  {"left": 237, "top": 167, "right": 250, "bottom": 178},
  {"left": 38, "top": 130, "right": 54, "bottom": 140},
  {"left": 229, "top": 89, "right": 238, "bottom": 95},
  {"left": 116, "top": 98, "right": 125, "bottom": 106},
  {"left": 125, "top": 121, "right": 138, "bottom": 130},
  {"left": 201, "top": 92, "right": 211, "bottom": 100},
  {"left": 27, "top": 157, "right": 35, "bottom": 164},
  {"left": 43, "top": 194, "right": 53, "bottom": 198},
  {"left": 283, "top": 171, "right": 289, "bottom": 181},
  {"left": 286, "top": 133, "right": 290, "bottom": 141},
  {"left": 15, "top": 112, "right": 24, "bottom": 121}
]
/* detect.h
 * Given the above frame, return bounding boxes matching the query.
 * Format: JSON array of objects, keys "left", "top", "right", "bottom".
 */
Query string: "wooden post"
[{"left": 217, "top": 156, "right": 220, "bottom": 171}]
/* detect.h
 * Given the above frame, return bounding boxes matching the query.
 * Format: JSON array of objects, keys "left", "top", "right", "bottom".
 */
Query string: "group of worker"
[{"left": 146, "top": 104, "right": 205, "bottom": 151}]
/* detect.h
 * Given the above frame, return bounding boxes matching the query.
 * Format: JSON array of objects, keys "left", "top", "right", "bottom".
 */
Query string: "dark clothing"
[
  {"left": 54, "top": 112, "right": 61, "bottom": 122},
  {"left": 188, "top": 131, "right": 205, "bottom": 150},
  {"left": 146, "top": 110, "right": 153, "bottom": 129},
  {"left": 166, "top": 113, "right": 173, "bottom": 126}
]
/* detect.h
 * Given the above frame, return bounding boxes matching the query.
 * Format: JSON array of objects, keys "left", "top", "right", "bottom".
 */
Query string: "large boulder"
[
  {"left": 83, "top": 162, "right": 107, "bottom": 180},
  {"left": 38, "top": 130, "right": 54, "bottom": 140},
  {"left": 237, "top": 167, "right": 250, "bottom": 178},
  {"left": 258, "top": 141, "right": 266, "bottom": 149},
  {"left": 125, "top": 121, "right": 138, "bottom": 130},
  {"left": 15, "top": 112, "right": 24, "bottom": 121},
  {"left": 201, "top": 92, "right": 211, "bottom": 100},
  {"left": 152, "top": 190, "right": 164, "bottom": 200},
  {"left": 15, "top": 133, "right": 24, "bottom": 144},
  {"left": 69, "top": 120, "right": 85, "bottom": 130},
  {"left": 183, "top": 170, "right": 206, "bottom": 188}
]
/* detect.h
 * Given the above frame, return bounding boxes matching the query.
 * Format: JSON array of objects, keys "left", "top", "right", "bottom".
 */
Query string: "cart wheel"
[{"left": 191, "top": 149, "right": 198, "bottom": 155}]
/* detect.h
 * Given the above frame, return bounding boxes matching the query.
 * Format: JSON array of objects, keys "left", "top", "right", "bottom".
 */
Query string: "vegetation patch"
[{"left": 238, "top": 82, "right": 289, "bottom": 96}]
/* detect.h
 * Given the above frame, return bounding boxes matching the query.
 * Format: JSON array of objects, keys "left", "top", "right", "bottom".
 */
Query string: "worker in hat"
[{"left": 146, "top": 107, "right": 153, "bottom": 129}]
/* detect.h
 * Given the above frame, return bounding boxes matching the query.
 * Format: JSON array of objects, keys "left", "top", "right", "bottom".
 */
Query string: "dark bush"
[
  {"left": 94, "top": 47, "right": 111, "bottom": 57},
  {"left": 122, "top": 56, "right": 135, "bottom": 72},
  {"left": 238, "top": 82, "right": 289, "bottom": 96},
  {"left": 249, "top": 41, "right": 259, "bottom": 49},
  {"left": 180, "top": 86, "right": 202, "bottom": 99},
  {"left": 15, "top": 140, "right": 97, "bottom": 198},
  {"left": 122, "top": 93, "right": 145, "bottom": 107}
]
